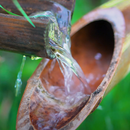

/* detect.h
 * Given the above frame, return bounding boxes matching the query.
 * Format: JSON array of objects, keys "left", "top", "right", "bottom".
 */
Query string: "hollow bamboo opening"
[{"left": 71, "top": 20, "right": 114, "bottom": 92}]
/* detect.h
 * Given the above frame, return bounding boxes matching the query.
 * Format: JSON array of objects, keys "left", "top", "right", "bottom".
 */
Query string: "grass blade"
[{"left": 0, "top": 5, "right": 20, "bottom": 16}]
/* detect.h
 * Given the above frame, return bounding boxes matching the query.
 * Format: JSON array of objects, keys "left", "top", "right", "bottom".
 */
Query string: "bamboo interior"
[{"left": 71, "top": 20, "right": 114, "bottom": 92}]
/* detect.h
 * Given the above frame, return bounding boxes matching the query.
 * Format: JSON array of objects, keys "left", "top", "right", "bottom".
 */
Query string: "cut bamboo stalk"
[
  {"left": 16, "top": 0, "right": 130, "bottom": 130},
  {"left": 0, "top": 0, "right": 75, "bottom": 58}
]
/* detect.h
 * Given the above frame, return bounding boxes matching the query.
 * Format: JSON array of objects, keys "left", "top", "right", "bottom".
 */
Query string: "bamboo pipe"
[
  {"left": 0, "top": 0, "right": 75, "bottom": 58},
  {"left": 16, "top": 0, "right": 130, "bottom": 130}
]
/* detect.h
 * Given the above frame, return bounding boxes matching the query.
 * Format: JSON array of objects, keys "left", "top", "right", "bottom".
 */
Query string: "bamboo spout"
[
  {"left": 0, "top": 0, "right": 75, "bottom": 58},
  {"left": 16, "top": 0, "right": 130, "bottom": 130}
]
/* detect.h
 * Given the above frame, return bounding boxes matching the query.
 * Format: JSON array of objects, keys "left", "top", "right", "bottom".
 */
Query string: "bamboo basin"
[{"left": 17, "top": 1, "right": 130, "bottom": 130}]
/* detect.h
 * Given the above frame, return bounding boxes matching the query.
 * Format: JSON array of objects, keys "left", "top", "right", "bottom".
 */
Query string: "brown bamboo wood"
[
  {"left": 16, "top": 0, "right": 130, "bottom": 130},
  {"left": 0, "top": 13, "right": 50, "bottom": 57}
]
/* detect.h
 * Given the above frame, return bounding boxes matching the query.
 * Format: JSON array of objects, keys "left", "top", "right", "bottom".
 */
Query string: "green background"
[{"left": 1, "top": 0, "right": 130, "bottom": 130}]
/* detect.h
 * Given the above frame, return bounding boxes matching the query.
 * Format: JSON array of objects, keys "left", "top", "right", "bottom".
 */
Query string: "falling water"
[
  {"left": 31, "top": 4, "right": 91, "bottom": 104},
  {"left": 54, "top": 45, "right": 91, "bottom": 94}
]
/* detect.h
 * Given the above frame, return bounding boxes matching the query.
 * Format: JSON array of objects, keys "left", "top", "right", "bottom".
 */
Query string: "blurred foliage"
[
  {"left": 0, "top": 51, "right": 41, "bottom": 130},
  {"left": 1, "top": 0, "right": 130, "bottom": 130},
  {"left": 71, "top": 0, "right": 108, "bottom": 24}
]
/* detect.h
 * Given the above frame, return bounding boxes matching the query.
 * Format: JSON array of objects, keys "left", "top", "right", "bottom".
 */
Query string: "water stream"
[{"left": 31, "top": 4, "right": 91, "bottom": 105}]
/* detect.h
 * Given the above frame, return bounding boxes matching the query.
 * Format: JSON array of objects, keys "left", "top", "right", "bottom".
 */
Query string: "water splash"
[
  {"left": 15, "top": 55, "right": 26, "bottom": 96},
  {"left": 54, "top": 43, "right": 91, "bottom": 95}
]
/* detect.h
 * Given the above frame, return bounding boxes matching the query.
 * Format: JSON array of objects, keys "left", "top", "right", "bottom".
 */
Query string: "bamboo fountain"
[{"left": 1, "top": 0, "right": 130, "bottom": 130}]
